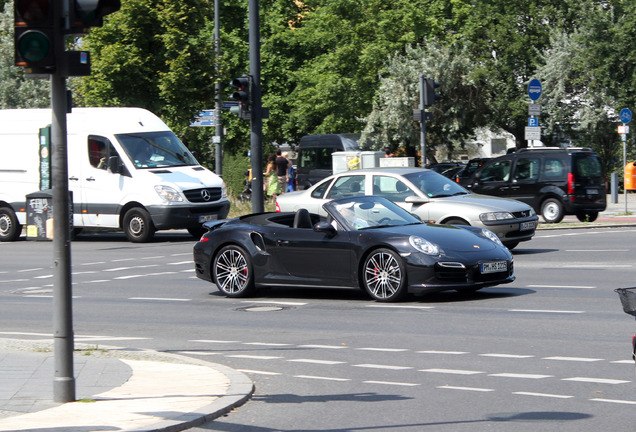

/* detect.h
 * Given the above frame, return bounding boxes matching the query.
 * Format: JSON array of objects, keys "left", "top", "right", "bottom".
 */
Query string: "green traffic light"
[{"left": 17, "top": 30, "right": 50, "bottom": 62}]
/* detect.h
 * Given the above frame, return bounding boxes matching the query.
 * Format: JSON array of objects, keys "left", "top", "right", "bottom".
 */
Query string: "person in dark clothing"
[{"left": 275, "top": 149, "right": 290, "bottom": 194}]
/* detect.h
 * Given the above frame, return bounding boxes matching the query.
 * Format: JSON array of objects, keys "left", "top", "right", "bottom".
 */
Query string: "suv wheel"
[{"left": 541, "top": 198, "right": 564, "bottom": 223}]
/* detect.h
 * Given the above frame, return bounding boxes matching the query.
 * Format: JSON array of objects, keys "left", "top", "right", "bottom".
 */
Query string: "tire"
[
  {"left": 444, "top": 218, "right": 469, "bottom": 225},
  {"left": 188, "top": 227, "right": 206, "bottom": 239},
  {"left": 123, "top": 208, "right": 155, "bottom": 243},
  {"left": 213, "top": 245, "right": 255, "bottom": 298},
  {"left": 362, "top": 248, "right": 407, "bottom": 302},
  {"left": 541, "top": 198, "right": 564, "bottom": 223},
  {"left": 0, "top": 207, "right": 21, "bottom": 242},
  {"left": 576, "top": 211, "right": 598, "bottom": 222},
  {"left": 503, "top": 241, "right": 519, "bottom": 250}
]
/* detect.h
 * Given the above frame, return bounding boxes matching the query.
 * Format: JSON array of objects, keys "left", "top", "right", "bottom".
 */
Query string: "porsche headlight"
[
  {"left": 154, "top": 185, "right": 184, "bottom": 203},
  {"left": 481, "top": 228, "right": 503, "bottom": 246},
  {"left": 479, "top": 212, "right": 514, "bottom": 222},
  {"left": 409, "top": 236, "right": 440, "bottom": 256}
]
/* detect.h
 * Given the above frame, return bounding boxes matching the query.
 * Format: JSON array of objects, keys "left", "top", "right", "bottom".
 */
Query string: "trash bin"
[
  {"left": 615, "top": 287, "right": 636, "bottom": 318},
  {"left": 625, "top": 162, "right": 636, "bottom": 191},
  {"left": 25, "top": 190, "right": 73, "bottom": 241}
]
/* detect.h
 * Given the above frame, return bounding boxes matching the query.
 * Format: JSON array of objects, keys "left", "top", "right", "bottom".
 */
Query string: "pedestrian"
[
  {"left": 384, "top": 147, "right": 394, "bottom": 158},
  {"left": 264, "top": 154, "right": 281, "bottom": 202},
  {"left": 275, "top": 149, "right": 290, "bottom": 194}
]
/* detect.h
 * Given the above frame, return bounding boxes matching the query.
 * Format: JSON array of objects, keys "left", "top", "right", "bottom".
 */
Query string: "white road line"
[
  {"left": 34, "top": 275, "right": 53, "bottom": 279},
  {"left": 513, "top": 392, "right": 573, "bottom": 399},
  {"left": 189, "top": 339, "right": 240, "bottom": 344},
  {"left": 294, "top": 375, "right": 351, "bottom": 382},
  {"left": 142, "top": 256, "right": 165, "bottom": 260},
  {"left": 366, "top": 305, "right": 434, "bottom": 310},
  {"left": 299, "top": 344, "right": 347, "bottom": 349},
  {"left": 417, "top": 350, "right": 468, "bottom": 355},
  {"left": 364, "top": 380, "right": 419, "bottom": 387},
  {"left": 243, "top": 342, "right": 291, "bottom": 347},
  {"left": 84, "top": 280, "right": 109, "bottom": 283},
  {"left": 489, "top": 373, "right": 553, "bottom": 379},
  {"left": 357, "top": 347, "right": 409, "bottom": 352},
  {"left": 610, "top": 360, "right": 634, "bottom": 364},
  {"left": 237, "top": 369, "right": 280, "bottom": 375},
  {"left": 438, "top": 385, "right": 493, "bottom": 392},
  {"left": 176, "top": 351, "right": 221, "bottom": 356},
  {"left": 420, "top": 368, "right": 483, "bottom": 375},
  {"left": 543, "top": 356, "right": 604, "bottom": 362},
  {"left": 167, "top": 261, "right": 192, "bottom": 265},
  {"left": 81, "top": 261, "right": 106, "bottom": 265},
  {"left": 288, "top": 359, "right": 345, "bottom": 365},
  {"left": 565, "top": 249, "right": 629, "bottom": 252},
  {"left": 18, "top": 268, "right": 45, "bottom": 272},
  {"left": 72, "top": 271, "right": 97, "bottom": 275},
  {"left": 480, "top": 353, "right": 534, "bottom": 359},
  {"left": 562, "top": 377, "right": 631, "bottom": 384},
  {"left": 242, "top": 300, "right": 308, "bottom": 306},
  {"left": 128, "top": 297, "right": 190, "bottom": 302},
  {"left": 226, "top": 355, "right": 283, "bottom": 360},
  {"left": 171, "top": 253, "right": 191, "bottom": 257},
  {"left": 353, "top": 364, "right": 412, "bottom": 370},
  {"left": 0, "top": 279, "right": 29, "bottom": 283},
  {"left": 114, "top": 275, "right": 144, "bottom": 280},
  {"left": 527, "top": 284, "right": 595, "bottom": 289},
  {"left": 0, "top": 331, "right": 50, "bottom": 337},
  {"left": 590, "top": 398, "right": 636, "bottom": 405},
  {"left": 509, "top": 309, "right": 584, "bottom": 314}
]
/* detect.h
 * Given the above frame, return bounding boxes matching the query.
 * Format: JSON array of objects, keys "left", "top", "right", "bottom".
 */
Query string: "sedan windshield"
[
  {"left": 403, "top": 170, "right": 469, "bottom": 198},
  {"left": 116, "top": 131, "right": 198, "bottom": 169},
  {"left": 326, "top": 196, "right": 421, "bottom": 231}
]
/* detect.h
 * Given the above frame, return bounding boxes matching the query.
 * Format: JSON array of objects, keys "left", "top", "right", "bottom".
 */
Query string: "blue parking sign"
[{"left": 528, "top": 117, "right": 538, "bottom": 127}]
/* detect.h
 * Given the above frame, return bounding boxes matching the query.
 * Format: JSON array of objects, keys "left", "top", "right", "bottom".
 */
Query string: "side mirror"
[
  {"left": 107, "top": 155, "right": 121, "bottom": 174},
  {"left": 405, "top": 195, "right": 429, "bottom": 204},
  {"left": 313, "top": 221, "right": 337, "bottom": 236}
]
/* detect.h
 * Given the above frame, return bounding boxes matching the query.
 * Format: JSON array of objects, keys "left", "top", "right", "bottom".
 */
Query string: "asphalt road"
[{"left": 1, "top": 227, "right": 636, "bottom": 431}]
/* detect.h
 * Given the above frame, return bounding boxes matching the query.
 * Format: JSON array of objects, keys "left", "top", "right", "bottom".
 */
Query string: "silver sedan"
[{"left": 276, "top": 167, "right": 538, "bottom": 249}]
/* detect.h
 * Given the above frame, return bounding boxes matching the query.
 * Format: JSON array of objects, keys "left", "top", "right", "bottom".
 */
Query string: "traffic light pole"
[
  {"left": 51, "top": 0, "right": 75, "bottom": 403},
  {"left": 213, "top": 0, "right": 222, "bottom": 176},
  {"left": 419, "top": 75, "right": 427, "bottom": 167},
  {"left": 248, "top": 0, "right": 264, "bottom": 213}
]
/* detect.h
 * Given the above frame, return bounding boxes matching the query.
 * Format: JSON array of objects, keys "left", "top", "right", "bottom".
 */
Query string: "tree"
[{"left": 0, "top": 0, "right": 49, "bottom": 109}]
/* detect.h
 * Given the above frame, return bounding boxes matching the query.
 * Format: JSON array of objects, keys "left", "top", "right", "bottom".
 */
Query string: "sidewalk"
[
  {"left": 540, "top": 193, "right": 636, "bottom": 227},
  {"left": 0, "top": 339, "right": 254, "bottom": 432}
]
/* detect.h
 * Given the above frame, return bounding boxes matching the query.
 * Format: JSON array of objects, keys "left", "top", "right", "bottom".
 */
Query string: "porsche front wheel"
[
  {"left": 362, "top": 248, "right": 407, "bottom": 302},
  {"left": 213, "top": 245, "right": 255, "bottom": 298}
]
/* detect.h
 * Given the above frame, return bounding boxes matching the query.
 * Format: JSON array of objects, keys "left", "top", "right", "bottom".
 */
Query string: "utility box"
[
  {"left": 25, "top": 190, "right": 73, "bottom": 241},
  {"left": 625, "top": 162, "right": 636, "bottom": 191},
  {"left": 332, "top": 151, "right": 361, "bottom": 174},
  {"left": 360, "top": 151, "right": 384, "bottom": 169}
]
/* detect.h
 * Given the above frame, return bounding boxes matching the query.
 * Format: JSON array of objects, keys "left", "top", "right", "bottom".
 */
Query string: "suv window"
[
  {"left": 514, "top": 157, "right": 539, "bottom": 181},
  {"left": 574, "top": 154, "right": 602, "bottom": 177},
  {"left": 479, "top": 160, "right": 511, "bottom": 182},
  {"left": 542, "top": 158, "right": 566, "bottom": 180},
  {"left": 300, "top": 147, "right": 332, "bottom": 170}
]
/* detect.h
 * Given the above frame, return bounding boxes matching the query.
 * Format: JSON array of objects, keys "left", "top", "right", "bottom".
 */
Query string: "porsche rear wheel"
[
  {"left": 213, "top": 245, "right": 255, "bottom": 298},
  {"left": 362, "top": 248, "right": 406, "bottom": 302}
]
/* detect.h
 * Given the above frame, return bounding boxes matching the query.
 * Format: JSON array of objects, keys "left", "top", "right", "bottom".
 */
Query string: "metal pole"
[
  {"left": 51, "top": 0, "right": 75, "bottom": 403},
  {"left": 624, "top": 134, "right": 627, "bottom": 214},
  {"left": 419, "top": 75, "right": 426, "bottom": 167},
  {"left": 214, "top": 0, "right": 222, "bottom": 176},
  {"left": 249, "top": 0, "right": 264, "bottom": 212}
]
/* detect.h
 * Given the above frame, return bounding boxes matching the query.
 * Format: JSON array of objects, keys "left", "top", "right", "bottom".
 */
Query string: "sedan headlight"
[
  {"left": 481, "top": 228, "right": 503, "bottom": 246},
  {"left": 480, "top": 212, "right": 514, "bottom": 222},
  {"left": 409, "top": 236, "right": 440, "bottom": 256},
  {"left": 154, "top": 185, "right": 184, "bottom": 203}
]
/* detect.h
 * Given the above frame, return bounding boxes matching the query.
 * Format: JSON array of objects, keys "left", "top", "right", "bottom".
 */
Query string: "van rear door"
[{"left": 571, "top": 152, "right": 605, "bottom": 206}]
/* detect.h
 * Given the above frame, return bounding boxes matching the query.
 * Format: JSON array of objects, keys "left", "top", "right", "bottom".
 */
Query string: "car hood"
[
  {"left": 433, "top": 193, "right": 531, "bottom": 212},
  {"left": 370, "top": 223, "right": 500, "bottom": 253}
]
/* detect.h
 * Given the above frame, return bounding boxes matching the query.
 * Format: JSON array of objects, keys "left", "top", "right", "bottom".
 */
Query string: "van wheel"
[
  {"left": 0, "top": 207, "right": 21, "bottom": 242},
  {"left": 576, "top": 211, "right": 598, "bottom": 222},
  {"left": 541, "top": 198, "right": 564, "bottom": 223},
  {"left": 123, "top": 208, "right": 155, "bottom": 243}
]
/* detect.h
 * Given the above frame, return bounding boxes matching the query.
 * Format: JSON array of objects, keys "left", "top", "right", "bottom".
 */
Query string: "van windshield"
[{"left": 116, "top": 131, "right": 198, "bottom": 169}]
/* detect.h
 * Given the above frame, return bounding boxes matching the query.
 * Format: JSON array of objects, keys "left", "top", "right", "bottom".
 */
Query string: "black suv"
[{"left": 469, "top": 148, "right": 606, "bottom": 223}]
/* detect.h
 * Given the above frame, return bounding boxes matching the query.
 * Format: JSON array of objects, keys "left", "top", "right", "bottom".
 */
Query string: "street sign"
[
  {"left": 618, "top": 125, "right": 627, "bottom": 134},
  {"left": 190, "top": 119, "right": 215, "bottom": 127},
  {"left": 222, "top": 101, "right": 239, "bottom": 110},
  {"left": 198, "top": 110, "right": 215, "bottom": 118},
  {"left": 528, "top": 103, "right": 541, "bottom": 116},
  {"left": 525, "top": 126, "right": 541, "bottom": 141},
  {"left": 528, "top": 79, "right": 542, "bottom": 101},
  {"left": 620, "top": 108, "right": 632, "bottom": 124},
  {"left": 528, "top": 117, "right": 539, "bottom": 127}
]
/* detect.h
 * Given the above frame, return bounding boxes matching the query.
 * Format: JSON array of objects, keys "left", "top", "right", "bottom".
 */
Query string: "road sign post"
[{"left": 619, "top": 108, "right": 632, "bottom": 214}]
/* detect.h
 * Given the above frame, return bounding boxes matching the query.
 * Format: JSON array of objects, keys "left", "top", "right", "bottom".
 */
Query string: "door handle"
[
  {"left": 85, "top": 177, "right": 96, "bottom": 182},
  {"left": 69, "top": 176, "right": 79, "bottom": 181},
  {"left": 276, "top": 240, "right": 289, "bottom": 246}
]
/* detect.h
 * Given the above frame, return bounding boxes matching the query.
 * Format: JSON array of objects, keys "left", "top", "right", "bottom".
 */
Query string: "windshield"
[
  {"left": 116, "top": 131, "right": 198, "bottom": 169},
  {"left": 325, "top": 196, "right": 421, "bottom": 231},
  {"left": 403, "top": 170, "right": 469, "bottom": 198}
]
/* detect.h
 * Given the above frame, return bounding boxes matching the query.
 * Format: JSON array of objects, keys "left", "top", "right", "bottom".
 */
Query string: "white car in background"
[{"left": 276, "top": 168, "right": 538, "bottom": 249}]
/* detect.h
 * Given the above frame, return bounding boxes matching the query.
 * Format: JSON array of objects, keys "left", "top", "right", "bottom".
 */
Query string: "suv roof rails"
[{"left": 517, "top": 147, "right": 593, "bottom": 153}]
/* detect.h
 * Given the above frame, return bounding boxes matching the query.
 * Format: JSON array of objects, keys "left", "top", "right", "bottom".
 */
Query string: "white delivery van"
[{"left": 0, "top": 107, "right": 230, "bottom": 242}]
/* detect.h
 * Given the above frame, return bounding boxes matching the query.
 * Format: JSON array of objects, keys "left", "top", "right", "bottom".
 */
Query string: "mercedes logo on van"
[{"left": 201, "top": 189, "right": 211, "bottom": 201}]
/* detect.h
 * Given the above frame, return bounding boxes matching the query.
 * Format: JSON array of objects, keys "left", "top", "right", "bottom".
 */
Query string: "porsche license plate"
[
  {"left": 199, "top": 214, "right": 217, "bottom": 223},
  {"left": 481, "top": 261, "right": 507, "bottom": 274}
]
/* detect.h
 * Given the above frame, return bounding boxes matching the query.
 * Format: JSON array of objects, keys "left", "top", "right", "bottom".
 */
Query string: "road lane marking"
[
  {"left": 563, "top": 377, "right": 630, "bottom": 384},
  {"left": 237, "top": 369, "right": 280, "bottom": 375},
  {"left": 480, "top": 353, "right": 534, "bottom": 359},
  {"left": 489, "top": 373, "right": 553, "bottom": 379},
  {"left": 543, "top": 356, "right": 604, "bottom": 362},
  {"left": 299, "top": 344, "right": 347, "bottom": 349},
  {"left": 509, "top": 309, "right": 584, "bottom": 314},
  {"left": 288, "top": 359, "right": 345, "bottom": 365},
  {"left": 366, "top": 305, "right": 434, "bottom": 310},
  {"left": 527, "top": 284, "right": 595, "bottom": 289},
  {"left": 364, "top": 381, "right": 419, "bottom": 387},
  {"left": 357, "top": 347, "right": 409, "bottom": 352},
  {"left": 420, "top": 368, "right": 483, "bottom": 375},
  {"left": 353, "top": 364, "right": 412, "bottom": 370},
  {"left": 128, "top": 297, "right": 190, "bottom": 302},
  {"left": 177, "top": 351, "right": 221, "bottom": 356},
  {"left": 513, "top": 392, "right": 573, "bottom": 399},
  {"left": 242, "top": 300, "right": 308, "bottom": 306},
  {"left": 417, "top": 350, "right": 468, "bottom": 355},
  {"left": 438, "top": 385, "right": 493, "bottom": 392},
  {"left": 611, "top": 360, "right": 634, "bottom": 364},
  {"left": 190, "top": 339, "right": 240, "bottom": 344},
  {"left": 294, "top": 375, "right": 351, "bottom": 382},
  {"left": 591, "top": 398, "right": 636, "bottom": 405},
  {"left": 243, "top": 342, "right": 291, "bottom": 347}
]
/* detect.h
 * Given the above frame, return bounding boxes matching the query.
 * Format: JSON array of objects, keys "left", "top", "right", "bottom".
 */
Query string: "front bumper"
[{"left": 148, "top": 201, "right": 230, "bottom": 230}]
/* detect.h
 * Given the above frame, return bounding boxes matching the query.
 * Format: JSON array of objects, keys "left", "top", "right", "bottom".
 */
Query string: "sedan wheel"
[
  {"left": 362, "top": 248, "right": 406, "bottom": 302},
  {"left": 213, "top": 245, "right": 255, "bottom": 297}
]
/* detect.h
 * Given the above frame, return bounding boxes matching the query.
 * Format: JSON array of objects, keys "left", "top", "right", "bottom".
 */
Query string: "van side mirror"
[{"left": 107, "top": 155, "right": 121, "bottom": 173}]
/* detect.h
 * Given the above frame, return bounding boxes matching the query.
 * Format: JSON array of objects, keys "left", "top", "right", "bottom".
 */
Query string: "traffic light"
[
  {"left": 230, "top": 75, "right": 252, "bottom": 121},
  {"left": 66, "top": 0, "right": 121, "bottom": 34},
  {"left": 423, "top": 78, "right": 441, "bottom": 107},
  {"left": 14, "top": 0, "right": 56, "bottom": 74}
]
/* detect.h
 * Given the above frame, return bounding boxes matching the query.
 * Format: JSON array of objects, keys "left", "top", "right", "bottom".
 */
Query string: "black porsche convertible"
[{"left": 193, "top": 196, "right": 514, "bottom": 302}]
